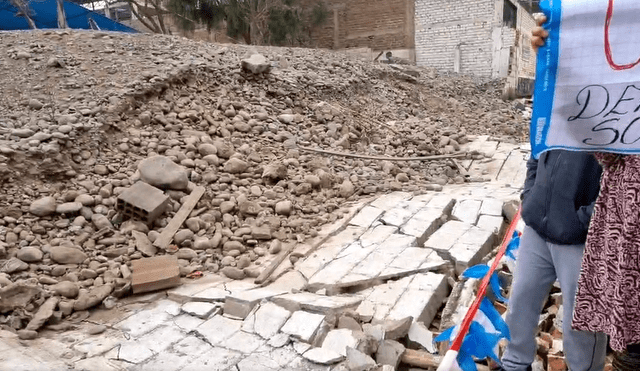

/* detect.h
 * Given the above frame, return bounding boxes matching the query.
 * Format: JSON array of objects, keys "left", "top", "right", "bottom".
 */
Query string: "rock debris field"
[{"left": 0, "top": 28, "right": 530, "bottom": 353}]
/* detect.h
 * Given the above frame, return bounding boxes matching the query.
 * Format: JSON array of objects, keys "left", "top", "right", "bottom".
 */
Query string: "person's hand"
[{"left": 531, "top": 14, "right": 549, "bottom": 51}]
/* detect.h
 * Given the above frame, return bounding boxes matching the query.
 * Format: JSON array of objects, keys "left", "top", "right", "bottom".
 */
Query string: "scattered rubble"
[{"left": 0, "top": 27, "right": 533, "bottom": 362}]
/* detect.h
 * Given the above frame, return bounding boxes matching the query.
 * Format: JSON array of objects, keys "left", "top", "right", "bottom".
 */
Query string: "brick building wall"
[
  {"left": 301, "top": 0, "right": 414, "bottom": 52},
  {"left": 414, "top": 0, "right": 536, "bottom": 80},
  {"left": 414, "top": 0, "right": 495, "bottom": 76}
]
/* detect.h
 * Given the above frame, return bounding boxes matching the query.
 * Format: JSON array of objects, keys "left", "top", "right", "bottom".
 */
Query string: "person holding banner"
[
  {"left": 498, "top": 15, "right": 608, "bottom": 371},
  {"left": 528, "top": 3, "right": 640, "bottom": 368}
]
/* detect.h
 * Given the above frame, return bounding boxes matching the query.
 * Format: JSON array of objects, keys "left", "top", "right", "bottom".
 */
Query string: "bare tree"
[
  {"left": 57, "top": 0, "right": 68, "bottom": 28},
  {"left": 126, "top": 0, "right": 171, "bottom": 34},
  {"left": 10, "top": 0, "right": 37, "bottom": 29}
]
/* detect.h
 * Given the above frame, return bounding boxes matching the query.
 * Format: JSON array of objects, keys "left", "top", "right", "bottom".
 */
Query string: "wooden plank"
[
  {"left": 153, "top": 186, "right": 205, "bottom": 250},
  {"left": 401, "top": 348, "right": 490, "bottom": 370},
  {"left": 255, "top": 242, "right": 296, "bottom": 285}
]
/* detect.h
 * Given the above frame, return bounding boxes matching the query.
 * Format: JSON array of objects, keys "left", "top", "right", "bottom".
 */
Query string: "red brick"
[{"left": 131, "top": 255, "right": 181, "bottom": 294}]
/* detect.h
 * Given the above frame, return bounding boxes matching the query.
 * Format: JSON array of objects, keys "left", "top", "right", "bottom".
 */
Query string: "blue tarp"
[{"left": 0, "top": 0, "right": 138, "bottom": 32}]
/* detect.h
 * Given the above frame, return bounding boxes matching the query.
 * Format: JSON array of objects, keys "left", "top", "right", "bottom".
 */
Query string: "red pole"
[{"left": 449, "top": 208, "right": 521, "bottom": 352}]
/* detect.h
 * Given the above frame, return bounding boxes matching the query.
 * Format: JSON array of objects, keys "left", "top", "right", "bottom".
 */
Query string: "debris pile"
[{"left": 0, "top": 30, "right": 528, "bottom": 335}]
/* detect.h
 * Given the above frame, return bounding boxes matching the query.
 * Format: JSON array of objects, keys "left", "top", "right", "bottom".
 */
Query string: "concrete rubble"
[{"left": 0, "top": 28, "right": 593, "bottom": 371}]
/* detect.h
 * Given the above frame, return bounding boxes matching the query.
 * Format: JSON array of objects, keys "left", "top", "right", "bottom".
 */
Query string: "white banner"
[{"left": 531, "top": 0, "right": 640, "bottom": 158}]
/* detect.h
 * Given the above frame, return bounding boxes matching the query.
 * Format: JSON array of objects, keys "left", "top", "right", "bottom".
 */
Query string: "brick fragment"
[{"left": 131, "top": 255, "right": 181, "bottom": 294}]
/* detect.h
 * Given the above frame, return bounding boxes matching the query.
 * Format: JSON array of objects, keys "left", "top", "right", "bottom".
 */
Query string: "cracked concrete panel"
[
  {"left": 451, "top": 199, "right": 483, "bottom": 225},
  {"left": 180, "top": 347, "right": 242, "bottom": 371},
  {"left": 280, "top": 311, "right": 326, "bottom": 343},
  {"left": 139, "top": 336, "right": 212, "bottom": 371},
  {"left": 195, "top": 315, "right": 242, "bottom": 346},
  {"left": 370, "top": 191, "right": 413, "bottom": 209},
  {"left": 348, "top": 205, "right": 384, "bottom": 228}
]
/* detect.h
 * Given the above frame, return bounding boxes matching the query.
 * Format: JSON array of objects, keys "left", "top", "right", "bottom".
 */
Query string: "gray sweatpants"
[{"left": 501, "top": 226, "right": 607, "bottom": 371}]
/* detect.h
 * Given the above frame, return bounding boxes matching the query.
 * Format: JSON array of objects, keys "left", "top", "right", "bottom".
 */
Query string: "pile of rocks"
[{"left": 0, "top": 30, "right": 529, "bottom": 336}]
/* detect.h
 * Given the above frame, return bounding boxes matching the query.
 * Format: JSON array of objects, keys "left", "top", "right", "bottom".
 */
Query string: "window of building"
[{"left": 503, "top": 0, "right": 518, "bottom": 29}]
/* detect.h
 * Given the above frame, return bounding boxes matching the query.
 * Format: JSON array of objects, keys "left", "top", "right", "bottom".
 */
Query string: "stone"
[
  {"left": 382, "top": 316, "right": 413, "bottom": 340},
  {"left": 56, "top": 202, "right": 83, "bottom": 214},
  {"left": 51, "top": 281, "right": 79, "bottom": 298},
  {"left": 275, "top": 201, "right": 293, "bottom": 216},
  {"left": 30, "top": 197, "right": 57, "bottom": 216},
  {"left": 175, "top": 230, "right": 195, "bottom": 245},
  {"left": 376, "top": 340, "right": 405, "bottom": 368},
  {"left": 221, "top": 266, "right": 245, "bottom": 280},
  {"left": 407, "top": 321, "right": 436, "bottom": 353},
  {"left": 26, "top": 296, "right": 59, "bottom": 331},
  {"left": 241, "top": 54, "right": 271, "bottom": 74},
  {"left": 138, "top": 155, "right": 189, "bottom": 190},
  {"left": 2, "top": 258, "right": 28, "bottom": 273},
  {"left": 224, "top": 158, "right": 249, "bottom": 174},
  {"left": 346, "top": 347, "right": 377, "bottom": 371},
  {"left": 302, "top": 347, "right": 345, "bottom": 365},
  {"left": 17, "top": 329, "right": 38, "bottom": 340},
  {"left": 339, "top": 180, "right": 355, "bottom": 198},
  {"left": 74, "top": 284, "right": 113, "bottom": 311},
  {"left": 49, "top": 246, "right": 88, "bottom": 264},
  {"left": 338, "top": 315, "right": 362, "bottom": 332},
  {"left": 322, "top": 329, "right": 362, "bottom": 356},
  {"left": 28, "top": 99, "right": 44, "bottom": 110},
  {"left": 88, "top": 324, "right": 107, "bottom": 335},
  {"left": 132, "top": 230, "right": 157, "bottom": 257},
  {"left": 198, "top": 143, "right": 217, "bottom": 156},
  {"left": 92, "top": 214, "right": 113, "bottom": 230}
]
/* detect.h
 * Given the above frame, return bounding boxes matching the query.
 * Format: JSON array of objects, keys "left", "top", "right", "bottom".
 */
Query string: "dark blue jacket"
[{"left": 521, "top": 150, "right": 602, "bottom": 245}]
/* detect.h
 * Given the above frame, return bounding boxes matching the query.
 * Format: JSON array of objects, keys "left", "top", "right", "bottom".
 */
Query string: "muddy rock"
[
  {"left": 221, "top": 266, "right": 245, "bottom": 280},
  {"left": 29, "top": 197, "right": 57, "bottom": 217},
  {"left": 138, "top": 156, "right": 189, "bottom": 190},
  {"left": 16, "top": 247, "right": 43, "bottom": 263},
  {"left": 49, "top": 246, "right": 88, "bottom": 264}
]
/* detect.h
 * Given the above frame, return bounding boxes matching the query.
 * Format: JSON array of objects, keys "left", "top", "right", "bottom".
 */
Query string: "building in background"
[{"left": 303, "top": 0, "right": 536, "bottom": 96}]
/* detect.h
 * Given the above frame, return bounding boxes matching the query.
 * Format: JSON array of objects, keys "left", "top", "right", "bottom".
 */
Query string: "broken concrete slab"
[
  {"left": 424, "top": 220, "right": 472, "bottom": 254},
  {"left": 357, "top": 272, "right": 448, "bottom": 326},
  {"left": 380, "top": 200, "right": 426, "bottom": 227},
  {"left": 195, "top": 315, "right": 242, "bottom": 346},
  {"left": 400, "top": 208, "right": 444, "bottom": 246},
  {"left": 166, "top": 275, "right": 227, "bottom": 303},
  {"left": 243, "top": 301, "right": 291, "bottom": 339},
  {"left": 190, "top": 280, "right": 255, "bottom": 303},
  {"left": 380, "top": 316, "right": 412, "bottom": 340},
  {"left": 479, "top": 198, "right": 504, "bottom": 216},
  {"left": 369, "top": 192, "right": 413, "bottom": 210},
  {"left": 280, "top": 310, "right": 326, "bottom": 343},
  {"left": 218, "top": 330, "right": 264, "bottom": 354},
  {"left": 476, "top": 214, "right": 504, "bottom": 235},
  {"left": 322, "top": 329, "right": 362, "bottom": 356},
  {"left": 376, "top": 339, "right": 405, "bottom": 368},
  {"left": 303, "top": 347, "right": 345, "bottom": 365},
  {"left": 272, "top": 292, "right": 363, "bottom": 314},
  {"left": 386, "top": 273, "right": 449, "bottom": 324},
  {"left": 131, "top": 255, "right": 181, "bottom": 294},
  {"left": 224, "top": 287, "right": 288, "bottom": 319},
  {"left": 451, "top": 199, "right": 482, "bottom": 225},
  {"left": 296, "top": 226, "right": 367, "bottom": 280},
  {"left": 408, "top": 321, "right": 436, "bottom": 353},
  {"left": 349, "top": 205, "right": 384, "bottom": 229},
  {"left": 359, "top": 225, "right": 399, "bottom": 248},
  {"left": 181, "top": 302, "right": 219, "bottom": 319},
  {"left": 346, "top": 347, "right": 377, "bottom": 371}
]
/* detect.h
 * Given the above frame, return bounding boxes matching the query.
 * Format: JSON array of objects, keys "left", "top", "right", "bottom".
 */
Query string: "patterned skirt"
[{"left": 573, "top": 153, "right": 640, "bottom": 352}]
